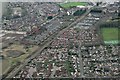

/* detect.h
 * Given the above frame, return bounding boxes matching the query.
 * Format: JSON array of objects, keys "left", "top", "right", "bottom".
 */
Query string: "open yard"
[
  {"left": 59, "top": 2, "right": 87, "bottom": 9},
  {"left": 101, "top": 28, "right": 120, "bottom": 44},
  {"left": 2, "top": 44, "right": 38, "bottom": 57},
  {"left": 1, "top": 44, "right": 39, "bottom": 74},
  {"left": 1, "top": 59, "right": 10, "bottom": 75}
]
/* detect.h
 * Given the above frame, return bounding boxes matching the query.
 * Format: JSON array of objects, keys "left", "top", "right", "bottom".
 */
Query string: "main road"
[{"left": 6, "top": 8, "right": 91, "bottom": 79}]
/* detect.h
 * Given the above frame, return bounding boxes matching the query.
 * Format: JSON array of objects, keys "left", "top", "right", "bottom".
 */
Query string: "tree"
[
  {"left": 118, "top": 12, "right": 120, "bottom": 17},
  {"left": 73, "top": 10, "right": 86, "bottom": 16},
  {"left": 47, "top": 16, "right": 53, "bottom": 19}
]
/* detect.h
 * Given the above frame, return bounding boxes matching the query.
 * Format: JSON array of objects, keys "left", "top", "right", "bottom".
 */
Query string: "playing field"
[
  {"left": 59, "top": 2, "right": 87, "bottom": 8},
  {"left": 101, "top": 28, "right": 119, "bottom": 44}
]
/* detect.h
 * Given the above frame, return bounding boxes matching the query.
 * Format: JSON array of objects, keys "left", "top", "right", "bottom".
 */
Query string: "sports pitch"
[
  {"left": 59, "top": 2, "right": 87, "bottom": 8},
  {"left": 101, "top": 28, "right": 120, "bottom": 44}
]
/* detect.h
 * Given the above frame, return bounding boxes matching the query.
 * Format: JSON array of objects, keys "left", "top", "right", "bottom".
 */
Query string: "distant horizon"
[
  {"left": 0, "top": 0, "right": 119, "bottom": 3},
  {"left": 0, "top": 0, "right": 119, "bottom": 21}
]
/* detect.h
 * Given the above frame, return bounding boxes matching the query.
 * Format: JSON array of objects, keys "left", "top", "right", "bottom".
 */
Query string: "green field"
[
  {"left": 101, "top": 28, "right": 119, "bottom": 44},
  {"left": 59, "top": 2, "right": 87, "bottom": 8}
]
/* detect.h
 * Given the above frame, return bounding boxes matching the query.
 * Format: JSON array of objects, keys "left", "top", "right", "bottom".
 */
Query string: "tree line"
[{"left": 99, "top": 21, "right": 120, "bottom": 28}]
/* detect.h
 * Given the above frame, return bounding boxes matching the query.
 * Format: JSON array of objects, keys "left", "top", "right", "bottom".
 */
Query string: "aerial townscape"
[{"left": 0, "top": 0, "right": 120, "bottom": 80}]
